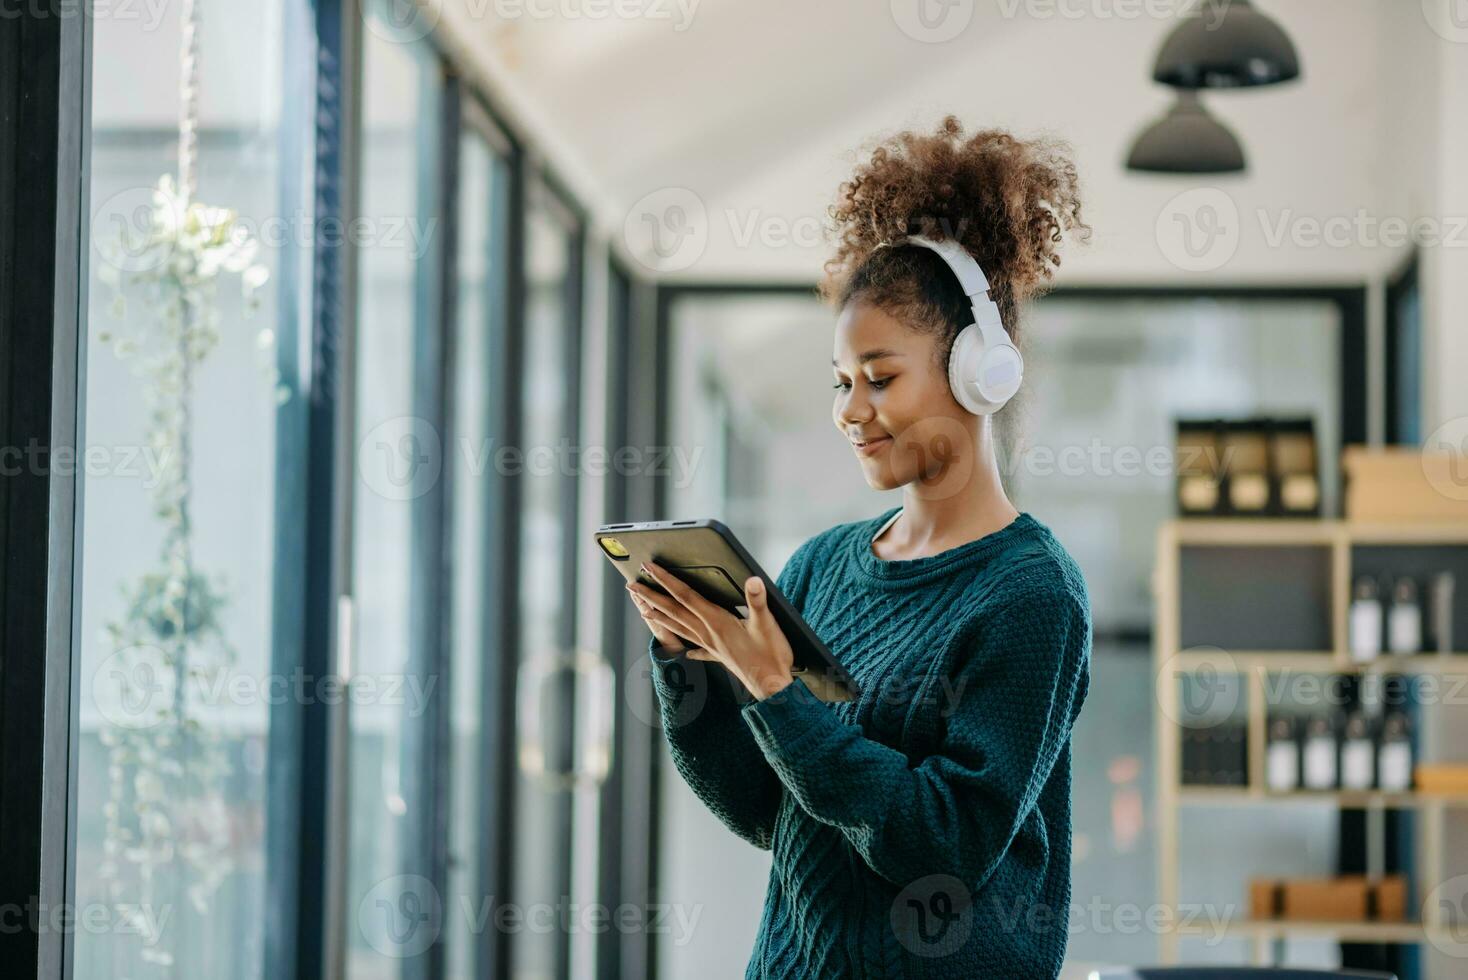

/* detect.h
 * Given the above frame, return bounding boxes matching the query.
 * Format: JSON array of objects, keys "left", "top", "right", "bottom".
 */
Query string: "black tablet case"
[{"left": 594, "top": 519, "right": 859, "bottom": 702}]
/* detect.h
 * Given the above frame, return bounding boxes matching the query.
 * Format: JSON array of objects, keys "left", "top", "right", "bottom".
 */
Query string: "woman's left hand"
[{"left": 628, "top": 560, "right": 796, "bottom": 700}]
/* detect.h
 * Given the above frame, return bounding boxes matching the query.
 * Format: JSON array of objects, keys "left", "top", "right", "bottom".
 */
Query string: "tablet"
[{"left": 594, "top": 519, "right": 859, "bottom": 702}]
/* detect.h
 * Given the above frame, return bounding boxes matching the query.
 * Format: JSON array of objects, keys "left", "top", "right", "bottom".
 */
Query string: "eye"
[{"left": 831, "top": 377, "right": 890, "bottom": 391}]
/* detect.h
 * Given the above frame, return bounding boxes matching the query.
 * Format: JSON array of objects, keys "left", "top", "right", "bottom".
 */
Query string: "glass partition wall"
[
  {"left": 74, "top": 2, "right": 311, "bottom": 976},
  {"left": 66, "top": 3, "right": 609, "bottom": 979}
]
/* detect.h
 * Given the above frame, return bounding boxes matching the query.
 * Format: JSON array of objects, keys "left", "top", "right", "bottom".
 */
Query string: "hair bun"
[{"left": 821, "top": 116, "right": 1091, "bottom": 314}]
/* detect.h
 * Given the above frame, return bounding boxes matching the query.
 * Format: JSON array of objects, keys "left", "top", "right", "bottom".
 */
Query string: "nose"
[{"left": 834, "top": 384, "right": 873, "bottom": 429}]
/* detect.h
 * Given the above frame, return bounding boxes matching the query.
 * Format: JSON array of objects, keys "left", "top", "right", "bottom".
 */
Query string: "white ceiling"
[{"left": 440, "top": 0, "right": 1442, "bottom": 286}]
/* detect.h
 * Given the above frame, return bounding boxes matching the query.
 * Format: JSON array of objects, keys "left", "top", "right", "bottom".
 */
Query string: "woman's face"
[{"left": 831, "top": 299, "right": 977, "bottom": 492}]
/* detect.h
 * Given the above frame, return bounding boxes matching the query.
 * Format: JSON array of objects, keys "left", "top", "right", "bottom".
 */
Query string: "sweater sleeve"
[
  {"left": 738, "top": 583, "right": 1091, "bottom": 890},
  {"left": 646, "top": 535, "right": 821, "bottom": 851}
]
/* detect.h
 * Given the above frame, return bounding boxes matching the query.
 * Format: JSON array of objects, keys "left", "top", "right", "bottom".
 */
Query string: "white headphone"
[{"left": 877, "top": 234, "right": 1023, "bottom": 416}]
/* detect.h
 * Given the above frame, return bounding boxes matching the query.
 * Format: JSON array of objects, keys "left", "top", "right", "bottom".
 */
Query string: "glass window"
[
  {"left": 443, "top": 117, "right": 512, "bottom": 980},
  {"left": 344, "top": 21, "right": 443, "bottom": 978},
  {"left": 75, "top": 1, "right": 308, "bottom": 976},
  {"left": 511, "top": 181, "right": 582, "bottom": 980}
]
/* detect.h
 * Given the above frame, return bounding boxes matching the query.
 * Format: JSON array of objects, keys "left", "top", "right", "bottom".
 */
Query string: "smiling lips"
[{"left": 851, "top": 435, "right": 892, "bottom": 457}]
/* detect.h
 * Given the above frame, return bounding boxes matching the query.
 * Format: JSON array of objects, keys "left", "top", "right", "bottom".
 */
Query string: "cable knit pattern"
[{"left": 647, "top": 506, "right": 1092, "bottom": 979}]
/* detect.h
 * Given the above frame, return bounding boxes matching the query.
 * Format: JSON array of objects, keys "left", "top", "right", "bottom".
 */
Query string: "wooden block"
[
  {"left": 1249, "top": 878, "right": 1282, "bottom": 920},
  {"left": 1281, "top": 876, "right": 1370, "bottom": 921},
  {"left": 1415, "top": 763, "right": 1468, "bottom": 794},
  {"left": 1372, "top": 875, "right": 1407, "bottom": 922},
  {"left": 1343, "top": 445, "right": 1468, "bottom": 521}
]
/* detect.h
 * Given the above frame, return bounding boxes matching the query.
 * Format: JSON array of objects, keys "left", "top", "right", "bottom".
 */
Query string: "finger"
[
  {"left": 633, "top": 590, "right": 702, "bottom": 646},
  {"left": 646, "top": 608, "right": 701, "bottom": 651},
  {"left": 630, "top": 580, "right": 706, "bottom": 644},
  {"left": 744, "top": 576, "right": 777, "bottom": 631},
  {"left": 642, "top": 561, "right": 733, "bottom": 632},
  {"left": 632, "top": 593, "right": 687, "bottom": 650}
]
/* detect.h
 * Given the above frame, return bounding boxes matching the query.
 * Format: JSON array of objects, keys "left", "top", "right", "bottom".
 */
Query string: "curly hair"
[{"left": 820, "top": 116, "right": 1092, "bottom": 375}]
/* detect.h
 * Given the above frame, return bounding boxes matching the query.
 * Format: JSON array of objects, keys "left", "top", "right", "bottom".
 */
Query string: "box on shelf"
[
  {"left": 1414, "top": 762, "right": 1468, "bottom": 794},
  {"left": 1343, "top": 445, "right": 1468, "bottom": 522},
  {"left": 1248, "top": 875, "right": 1408, "bottom": 922},
  {"left": 1176, "top": 417, "right": 1321, "bottom": 518}
]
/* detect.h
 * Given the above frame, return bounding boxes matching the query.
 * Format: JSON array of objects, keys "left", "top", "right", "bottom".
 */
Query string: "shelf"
[
  {"left": 1177, "top": 787, "right": 1468, "bottom": 809},
  {"left": 1172, "top": 919, "right": 1445, "bottom": 945},
  {"left": 1167, "top": 650, "right": 1468, "bottom": 674},
  {"left": 1165, "top": 517, "right": 1468, "bottom": 547}
]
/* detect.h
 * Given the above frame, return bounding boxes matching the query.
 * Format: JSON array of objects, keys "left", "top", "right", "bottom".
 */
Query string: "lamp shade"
[
  {"left": 1154, "top": 0, "right": 1300, "bottom": 88},
  {"left": 1126, "top": 92, "right": 1246, "bottom": 174}
]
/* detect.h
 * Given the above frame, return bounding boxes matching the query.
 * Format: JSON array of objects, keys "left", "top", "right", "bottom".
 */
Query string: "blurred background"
[{"left": 6, "top": 1, "right": 1468, "bottom": 979}]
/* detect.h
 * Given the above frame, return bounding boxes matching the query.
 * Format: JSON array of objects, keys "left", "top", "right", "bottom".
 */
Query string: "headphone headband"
[
  {"left": 872, "top": 233, "right": 1022, "bottom": 415},
  {"left": 878, "top": 234, "right": 1006, "bottom": 336}
]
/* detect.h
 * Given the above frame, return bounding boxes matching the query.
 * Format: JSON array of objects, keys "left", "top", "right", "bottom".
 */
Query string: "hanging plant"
[{"left": 90, "top": 0, "right": 280, "bottom": 965}]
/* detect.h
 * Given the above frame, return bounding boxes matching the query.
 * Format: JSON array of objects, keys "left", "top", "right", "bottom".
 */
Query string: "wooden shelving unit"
[{"left": 1153, "top": 518, "right": 1468, "bottom": 966}]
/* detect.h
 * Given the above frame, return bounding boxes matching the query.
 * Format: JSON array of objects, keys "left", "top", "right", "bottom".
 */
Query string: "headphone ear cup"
[{"left": 947, "top": 323, "right": 1024, "bottom": 415}]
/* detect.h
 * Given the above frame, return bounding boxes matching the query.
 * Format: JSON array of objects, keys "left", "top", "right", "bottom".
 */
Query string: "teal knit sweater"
[{"left": 647, "top": 507, "right": 1092, "bottom": 979}]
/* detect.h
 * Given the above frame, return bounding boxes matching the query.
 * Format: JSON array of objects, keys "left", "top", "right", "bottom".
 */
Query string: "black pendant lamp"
[
  {"left": 1126, "top": 91, "right": 1246, "bottom": 174},
  {"left": 1154, "top": 0, "right": 1300, "bottom": 89}
]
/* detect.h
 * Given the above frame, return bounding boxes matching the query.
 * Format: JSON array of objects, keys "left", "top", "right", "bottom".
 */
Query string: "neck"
[{"left": 890, "top": 416, "right": 1019, "bottom": 554}]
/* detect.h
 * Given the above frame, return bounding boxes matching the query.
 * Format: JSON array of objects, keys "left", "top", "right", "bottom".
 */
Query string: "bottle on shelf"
[
  {"left": 1377, "top": 710, "right": 1413, "bottom": 793},
  {"left": 1340, "top": 710, "right": 1375, "bottom": 791},
  {"left": 1349, "top": 576, "right": 1383, "bottom": 663},
  {"left": 1302, "top": 714, "right": 1339, "bottom": 790},
  {"left": 1265, "top": 716, "right": 1300, "bottom": 792},
  {"left": 1431, "top": 570, "right": 1456, "bottom": 655},
  {"left": 1388, "top": 576, "right": 1422, "bottom": 656}
]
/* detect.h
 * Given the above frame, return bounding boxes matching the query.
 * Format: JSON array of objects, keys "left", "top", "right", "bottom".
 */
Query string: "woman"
[{"left": 625, "top": 116, "right": 1094, "bottom": 979}]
